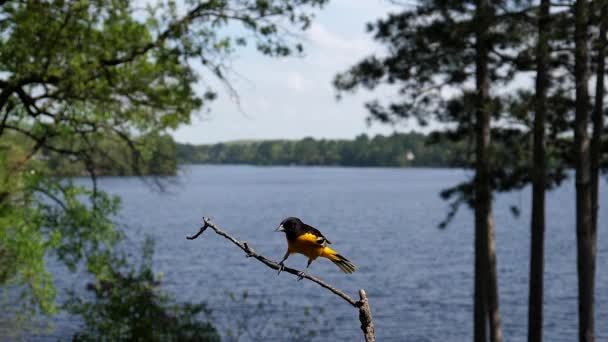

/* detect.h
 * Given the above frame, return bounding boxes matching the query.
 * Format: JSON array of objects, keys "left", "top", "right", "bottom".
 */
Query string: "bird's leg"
[
  {"left": 277, "top": 251, "right": 289, "bottom": 275},
  {"left": 297, "top": 259, "right": 313, "bottom": 281}
]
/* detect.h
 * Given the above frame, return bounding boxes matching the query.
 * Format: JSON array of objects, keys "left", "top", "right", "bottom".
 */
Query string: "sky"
[{"left": 171, "top": 0, "right": 420, "bottom": 144}]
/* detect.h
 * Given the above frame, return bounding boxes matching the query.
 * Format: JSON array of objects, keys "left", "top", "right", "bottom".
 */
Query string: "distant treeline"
[
  {"left": 0, "top": 131, "right": 178, "bottom": 177},
  {"left": 46, "top": 133, "right": 178, "bottom": 176},
  {"left": 176, "top": 132, "right": 468, "bottom": 167}
]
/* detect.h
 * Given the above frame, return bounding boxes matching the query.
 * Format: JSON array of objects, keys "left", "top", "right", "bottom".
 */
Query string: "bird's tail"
[{"left": 321, "top": 247, "right": 357, "bottom": 274}]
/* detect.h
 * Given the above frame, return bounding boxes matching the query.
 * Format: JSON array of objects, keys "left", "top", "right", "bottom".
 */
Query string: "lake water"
[{"left": 40, "top": 165, "right": 607, "bottom": 341}]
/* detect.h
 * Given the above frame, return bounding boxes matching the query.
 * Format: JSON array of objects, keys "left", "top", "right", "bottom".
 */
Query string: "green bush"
[{"left": 65, "top": 238, "right": 220, "bottom": 342}]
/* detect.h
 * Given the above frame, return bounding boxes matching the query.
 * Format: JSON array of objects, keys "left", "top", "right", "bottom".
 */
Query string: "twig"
[{"left": 187, "top": 217, "right": 376, "bottom": 342}]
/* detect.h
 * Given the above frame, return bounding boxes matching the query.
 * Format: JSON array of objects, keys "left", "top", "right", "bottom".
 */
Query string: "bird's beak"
[{"left": 275, "top": 225, "right": 285, "bottom": 232}]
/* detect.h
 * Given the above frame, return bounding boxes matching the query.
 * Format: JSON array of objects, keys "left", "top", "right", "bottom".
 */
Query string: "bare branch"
[
  {"left": 3, "top": 124, "right": 82, "bottom": 156},
  {"left": 0, "top": 99, "right": 14, "bottom": 136},
  {"left": 33, "top": 186, "right": 68, "bottom": 212},
  {"left": 187, "top": 217, "right": 376, "bottom": 342},
  {"left": 187, "top": 217, "right": 357, "bottom": 306}
]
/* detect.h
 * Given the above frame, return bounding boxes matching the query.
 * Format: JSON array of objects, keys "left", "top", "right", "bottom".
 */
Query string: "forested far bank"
[
  {"left": 1, "top": 132, "right": 178, "bottom": 177},
  {"left": 2, "top": 131, "right": 475, "bottom": 178},
  {"left": 176, "top": 132, "right": 469, "bottom": 168},
  {"left": 12, "top": 130, "right": 574, "bottom": 175}
]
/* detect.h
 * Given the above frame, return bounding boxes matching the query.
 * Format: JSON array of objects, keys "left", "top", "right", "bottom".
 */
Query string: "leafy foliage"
[
  {"left": 334, "top": 1, "right": 532, "bottom": 125},
  {"left": 44, "top": 133, "right": 179, "bottom": 177},
  {"left": 0, "top": 0, "right": 328, "bottom": 333},
  {"left": 0, "top": 146, "right": 120, "bottom": 325},
  {"left": 66, "top": 238, "right": 220, "bottom": 342},
  {"left": 333, "top": 1, "right": 584, "bottom": 226}
]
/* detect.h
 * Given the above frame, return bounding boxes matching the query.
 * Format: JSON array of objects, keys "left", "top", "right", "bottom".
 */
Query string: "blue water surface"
[{"left": 39, "top": 165, "right": 608, "bottom": 341}]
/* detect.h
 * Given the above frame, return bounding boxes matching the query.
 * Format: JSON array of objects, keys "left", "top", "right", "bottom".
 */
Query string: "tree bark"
[
  {"left": 591, "top": 0, "right": 606, "bottom": 279},
  {"left": 474, "top": 1, "right": 502, "bottom": 341},
  {"left": 574, "top": 0, "right": 594, "bottom": 341},
  {"left": 486, "top": 215, "right": 502, "bottom": 342},
  {"left": 528, "top": 1, "right": 550, "bottom": 341}
]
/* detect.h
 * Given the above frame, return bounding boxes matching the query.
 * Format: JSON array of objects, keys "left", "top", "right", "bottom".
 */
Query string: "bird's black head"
[{"left": 275, "top": 217, "right": 303, "bottom": 239}]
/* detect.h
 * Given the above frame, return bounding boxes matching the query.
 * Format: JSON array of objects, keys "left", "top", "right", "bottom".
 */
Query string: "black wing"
[{"left": 302, "top": 223, "right": 332, "bottom": 245}]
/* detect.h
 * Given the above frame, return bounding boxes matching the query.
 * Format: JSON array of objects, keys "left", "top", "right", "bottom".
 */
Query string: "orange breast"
[{"left": 287, "top": 233, "right": 324, "bottom": 260}]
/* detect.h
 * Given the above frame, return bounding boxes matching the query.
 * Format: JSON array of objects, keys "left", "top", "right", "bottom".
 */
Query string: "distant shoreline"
[{"left": 177, "top": 162, "right": 459, "bottom": 169}]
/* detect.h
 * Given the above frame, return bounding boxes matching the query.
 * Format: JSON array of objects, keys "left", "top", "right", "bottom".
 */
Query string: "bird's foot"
[
  {"left": 297, "top": 270, "right": 307, "bottom": 281},
  {"left": 277, "top": 262, "right": 285, "bottom": 276}
]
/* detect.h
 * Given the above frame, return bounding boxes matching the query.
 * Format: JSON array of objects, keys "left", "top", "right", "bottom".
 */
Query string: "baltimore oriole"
[{"left": 275, "top": 217, "right": 356, "bottom": 279}]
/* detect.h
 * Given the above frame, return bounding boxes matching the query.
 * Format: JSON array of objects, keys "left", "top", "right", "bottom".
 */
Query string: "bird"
[{"left": 275, "top": 217, "right": 356, "bottom": 279}]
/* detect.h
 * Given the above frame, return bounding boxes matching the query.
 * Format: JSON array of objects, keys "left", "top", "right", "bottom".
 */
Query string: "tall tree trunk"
[
  {"left": 486, "top": 214, "right": 501, "bottom": 342},
  {"left": 528, "top": 1, "right": 550, "bottom": 341},
  {"left": 574, "top": 0, "right": 594, "bottom": 341},
  {"left": 591, "top": 0, "right": 606, "bottom": 276},
  {"left": 474, "top": 1, "right": 502, "bottom": 341},
  {"left": 589, "top": 2, "right": 606, "bottom": 339}
]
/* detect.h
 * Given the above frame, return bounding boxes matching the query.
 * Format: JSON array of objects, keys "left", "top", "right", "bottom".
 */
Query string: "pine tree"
[
  {"left": 528, "top": 1, "right": 550, "bottom": 341},
  {"left": 333, "top": 2, "right": 538, "bottom": 340}
]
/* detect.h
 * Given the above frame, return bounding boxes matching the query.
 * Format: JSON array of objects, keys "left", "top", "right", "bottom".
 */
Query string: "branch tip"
[{"left": 186, "top": 225, "right": 207, "bottom": 240}]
